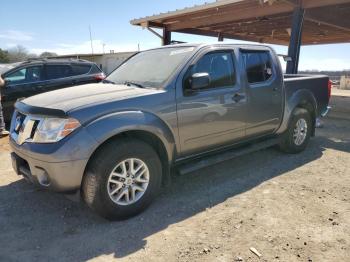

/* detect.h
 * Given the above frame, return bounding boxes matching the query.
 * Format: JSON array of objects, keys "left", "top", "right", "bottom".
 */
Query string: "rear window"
[
  {"left": 242, "top": 51, "right": 273, "bottom": 84},
  {"left": 71, "top": 64, "right": 91, "bottom": 76}
]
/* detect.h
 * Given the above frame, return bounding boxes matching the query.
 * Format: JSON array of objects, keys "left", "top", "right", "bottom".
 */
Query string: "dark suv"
[{"left": 1, "top": 58, "right": 105, "bottom": 122}]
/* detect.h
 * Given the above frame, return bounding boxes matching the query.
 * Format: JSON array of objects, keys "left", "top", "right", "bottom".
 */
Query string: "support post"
[
  {"left": 286, "top": 6, "right": 305, "bottom": 74},
  {"left": 162, "top": 28, "right": 171, "bottom": 46},
  {"left": 218, "top": 33, "right": 224, "bottom": 42}
]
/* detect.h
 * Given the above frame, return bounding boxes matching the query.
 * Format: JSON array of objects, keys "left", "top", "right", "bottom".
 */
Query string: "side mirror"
[
  {"left": 277, "top": 54, "right": 292, "bottom": 62},
  {"left": 283, "top": 56, "right": 292, "bottom": 62},
  {"left": 191, "top": 72, "right": 210, "bottom": 90}
]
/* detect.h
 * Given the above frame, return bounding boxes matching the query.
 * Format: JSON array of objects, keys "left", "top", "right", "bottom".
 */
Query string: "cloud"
[
  {"left": 5, "top": 43, "right": 18, "bottom": 48},
  {"left": 0, "top": 30, "right": 34, "bottom": 41},
  {"left": 30, "top": 40, "right": 159, "bottom": 55}
]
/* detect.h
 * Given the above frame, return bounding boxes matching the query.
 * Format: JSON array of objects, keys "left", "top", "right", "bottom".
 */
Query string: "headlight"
[{"left": 33, "top": 117, "right": 81, "bottom": 143}]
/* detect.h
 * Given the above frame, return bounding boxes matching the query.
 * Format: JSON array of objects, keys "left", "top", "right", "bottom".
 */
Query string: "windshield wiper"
[{"left": 124, "top": 81, "right": 145, "bottom": 89}]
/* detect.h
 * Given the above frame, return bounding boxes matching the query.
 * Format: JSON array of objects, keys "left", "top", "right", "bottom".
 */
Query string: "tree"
[
  {"left": 27, "top": 52, "right": 38, "bottom": 60},
  {"left": 7, "top": 45, "right": 30, "bottom": 62},
  {"left": 39, "top": 52, "right": 57, "bottom": 58},
  {"left": 1, "top": 46, "right": 57, "bottom": 63},
  {"left": 0, "top": 48, "right": 10, "bottom": 63}
]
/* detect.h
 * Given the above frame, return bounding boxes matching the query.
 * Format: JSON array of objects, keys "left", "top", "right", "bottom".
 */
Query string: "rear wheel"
[
  {"left": 279, "top": 108, "right": 312, "bottom": 154},
  {"left": 82, "top": 138, "right": 162, "bottom": 220}
]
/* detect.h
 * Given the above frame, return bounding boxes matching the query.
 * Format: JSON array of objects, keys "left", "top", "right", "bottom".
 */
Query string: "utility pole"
[{"left": 89, "top": 25, "right": 94, "bottom": 56}]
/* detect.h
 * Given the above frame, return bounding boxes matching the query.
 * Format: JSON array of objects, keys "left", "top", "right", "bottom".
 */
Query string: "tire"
[
  {"left": 82, "top": 138, "right": 162, "bottom": 220},
  {"left": 279, "top": 108, "right": 312, "bottom": 154}
]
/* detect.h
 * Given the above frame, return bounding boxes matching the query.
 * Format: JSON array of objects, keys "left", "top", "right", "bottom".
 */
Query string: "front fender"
[
  {"left": 84, "top": 111, "right": 176, "bottom": 163},
  {"left": 277, "top": 89, "right": 317, "bottom": 134}
]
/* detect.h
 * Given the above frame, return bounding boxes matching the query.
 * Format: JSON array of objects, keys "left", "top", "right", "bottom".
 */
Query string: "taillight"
[
  {"left": 94, "top": 73, "right": 106, "bottom": 81},
  {"left": 328, "top": 80, "right": 332, "bottom": 100}
]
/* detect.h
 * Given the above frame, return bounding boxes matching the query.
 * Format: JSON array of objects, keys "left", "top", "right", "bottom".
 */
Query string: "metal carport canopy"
[{"left": 131, "top": 0, "right": 350, "bottom": 73}]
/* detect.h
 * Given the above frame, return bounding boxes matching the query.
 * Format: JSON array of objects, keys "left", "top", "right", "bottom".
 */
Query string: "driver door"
[
  {"left": 2, "top": 65, "right": 43, "bottom": 121},
  {"left": 176, "top": 49, "right": 247, "bottom": 157}
]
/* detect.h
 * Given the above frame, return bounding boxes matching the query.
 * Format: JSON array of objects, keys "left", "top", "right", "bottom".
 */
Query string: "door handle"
[
  {"left": 272, "top": 87, "right": 279, "bottom": 91},
  {"left": 232, "top": 93, "right": 245, "bottom": 103}
]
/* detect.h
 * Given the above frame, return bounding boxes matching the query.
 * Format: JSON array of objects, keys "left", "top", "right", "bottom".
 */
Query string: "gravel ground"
[{"left": 0, "top": 117, "right": 349, "bottom": 262}]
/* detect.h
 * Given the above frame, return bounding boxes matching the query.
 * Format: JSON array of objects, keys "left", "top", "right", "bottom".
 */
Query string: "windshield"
[
  {"left": 106, "top": 47, "right": 195, "bottom": 88},
  {"left": 0, "top": 63, "right": 21, "bottom": 75}
]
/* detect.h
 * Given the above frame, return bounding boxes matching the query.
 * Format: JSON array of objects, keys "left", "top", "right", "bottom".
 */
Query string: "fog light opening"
[{"left": 35, "top": 167, "right": 51, "bottom": 187}]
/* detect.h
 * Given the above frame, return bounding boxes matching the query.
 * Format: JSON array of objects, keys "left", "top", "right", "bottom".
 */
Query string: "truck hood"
[{"left": 22, "top": 83, "right": 162, "bottom": 113}]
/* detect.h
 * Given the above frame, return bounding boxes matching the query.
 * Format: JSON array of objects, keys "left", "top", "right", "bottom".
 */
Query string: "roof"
[
  {"left": 147, "top": 42, "right": 273, "bottom": 50},
  {"left": 52, "top": 52, "right": 137, "bottom": 59},
  {"left": 55, "top": 54, "right": 104, "bottom": 57},
  {"left": 0, "top": 59, "right": 95, "bottom": 75},
  {"left": 22, "top": 58, "right": 94, "bottom": 64},
  {"left": 131, "top": 0, "right": 350, "bottom": 45}
]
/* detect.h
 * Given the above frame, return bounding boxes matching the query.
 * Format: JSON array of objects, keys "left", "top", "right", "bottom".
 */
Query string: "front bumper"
[
  {"left": 9, "top": 127, "right": 98, "bottom": 193},
  {"left": 11, "top": 151, "right": 87, "bottom": 192}
]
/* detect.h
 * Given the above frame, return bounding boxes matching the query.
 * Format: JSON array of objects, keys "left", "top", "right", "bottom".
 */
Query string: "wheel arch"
[
  {"left": 277, "top": 89, "right": 317, "bottom": 136},
  {"left": 83, "top": 111, "right": 176, "bottom": 187}
]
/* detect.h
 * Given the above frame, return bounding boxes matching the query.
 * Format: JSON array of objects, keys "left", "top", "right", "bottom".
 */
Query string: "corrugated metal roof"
[
  {"left": 130, "top": 0, "right": 245, "bottom": 26},
  {"left": 131, "top": 0, "right": 350, "bottom": 46}
]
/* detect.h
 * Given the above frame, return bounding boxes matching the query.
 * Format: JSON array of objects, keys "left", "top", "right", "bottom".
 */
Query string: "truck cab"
[{"left": 176, "top": 45, "right": 284, "bottom": 156}]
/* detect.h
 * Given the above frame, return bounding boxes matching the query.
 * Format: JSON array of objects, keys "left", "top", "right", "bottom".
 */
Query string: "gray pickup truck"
[{"left": 9, "top": 44, "right": 331, "bottom": 220}]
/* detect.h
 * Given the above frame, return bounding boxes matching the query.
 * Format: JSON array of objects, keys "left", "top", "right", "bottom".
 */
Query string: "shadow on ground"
[{"left": 0, "top": 122, "right": 349, "bottom": 261}]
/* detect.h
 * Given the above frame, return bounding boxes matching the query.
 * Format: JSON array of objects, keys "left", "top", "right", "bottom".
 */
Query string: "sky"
[{"left": 0, "top": 0, "right": 349, "bottom": 71}]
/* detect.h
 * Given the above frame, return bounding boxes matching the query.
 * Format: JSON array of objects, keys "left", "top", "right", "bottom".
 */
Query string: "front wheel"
[
  {"left": 279, "top": 108, "right": 312, "bottom": 154},
  {"left": 82, "top": 138, "right": 162, "bottom": 220}
]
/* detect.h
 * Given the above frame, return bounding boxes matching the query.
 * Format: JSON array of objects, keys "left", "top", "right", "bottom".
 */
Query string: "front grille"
[
  {"left": 11, "top": 111, "right": 42, "bottom": 145},
  {"left": 14, "top": 112, "right": 26, "bottom": 134}
]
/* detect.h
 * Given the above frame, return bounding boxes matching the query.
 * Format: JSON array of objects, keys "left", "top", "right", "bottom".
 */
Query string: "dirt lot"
[{"left": 0, "top": 116, "right": 349, "bottom": 262}]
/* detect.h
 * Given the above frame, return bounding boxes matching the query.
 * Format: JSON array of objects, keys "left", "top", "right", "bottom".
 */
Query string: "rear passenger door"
[
  {"left": 43, "top": 64, "right": 74, "bottom": 92},
  {"left": 240, "top": 49, "right": 283, "bottom": 137}
]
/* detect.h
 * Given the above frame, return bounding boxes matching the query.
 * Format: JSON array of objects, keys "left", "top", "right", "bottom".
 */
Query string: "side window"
[
  {"left": 71, "top": 64, "right": 91, "bottom": 76},
  {"left": 242, "top": 51, "right": 273, "bottom": 84},
  {"left": 186, "top": 51, "right": 235, "bottom": 90},
  {"left": 45, "top": 65, "right": 72, "bottom": 80},
  {"left": 5, "top": 68, "right": 26, "bottom": 83},
  {"left": 5, "top": 66, "right": 42, "bottom": 84}
]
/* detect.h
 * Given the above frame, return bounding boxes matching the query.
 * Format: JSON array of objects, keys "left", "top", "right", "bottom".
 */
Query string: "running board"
[{"left": 177, "top": 138, "right": 279, "bottom": 175}]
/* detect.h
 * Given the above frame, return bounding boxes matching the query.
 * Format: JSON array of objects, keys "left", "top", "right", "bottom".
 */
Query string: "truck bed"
[{"left": 284, "top": 74, "right": 330, "bottom": 117}]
